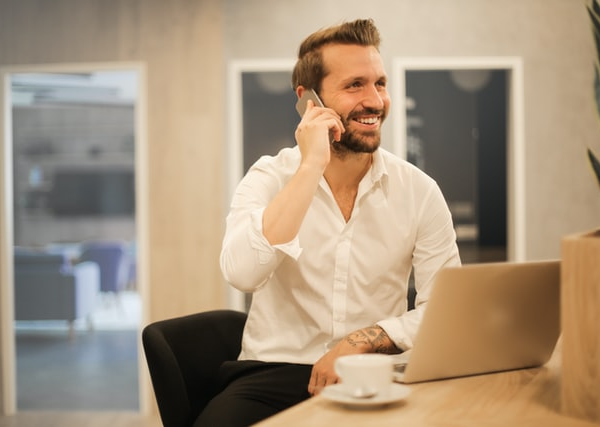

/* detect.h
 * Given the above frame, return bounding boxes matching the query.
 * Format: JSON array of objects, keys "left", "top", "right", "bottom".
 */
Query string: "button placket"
[{"left": 331, "top": 224, "right": 354, "bottom": 338}]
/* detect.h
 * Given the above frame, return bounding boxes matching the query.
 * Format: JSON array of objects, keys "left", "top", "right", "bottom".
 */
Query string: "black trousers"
[{"left": 194, "top": 360, "right": 313, "bottom": 427}]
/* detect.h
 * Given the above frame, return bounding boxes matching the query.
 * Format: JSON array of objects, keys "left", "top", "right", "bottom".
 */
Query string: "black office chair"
[{"left": 142, "top": 309, "right": 247, "bottom": 427}]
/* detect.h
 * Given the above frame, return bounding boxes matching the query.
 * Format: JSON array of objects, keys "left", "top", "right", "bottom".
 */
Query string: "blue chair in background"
[{"left": 78, "top": 240, "right": 129, "bottom": 296}]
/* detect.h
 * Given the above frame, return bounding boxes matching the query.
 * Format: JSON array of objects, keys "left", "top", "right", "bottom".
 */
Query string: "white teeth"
[{"left": 357, "top": 117, "right": 378, "bottom": 125}]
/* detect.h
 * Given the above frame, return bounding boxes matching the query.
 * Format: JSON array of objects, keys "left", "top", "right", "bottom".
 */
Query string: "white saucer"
[{"left": 320, "top": 383, "right": 411, "bottom": 408}]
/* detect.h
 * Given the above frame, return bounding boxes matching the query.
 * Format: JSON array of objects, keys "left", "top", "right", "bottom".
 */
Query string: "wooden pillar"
[{"left": 561, "top": 229, "right": 600, "bottom": 423}]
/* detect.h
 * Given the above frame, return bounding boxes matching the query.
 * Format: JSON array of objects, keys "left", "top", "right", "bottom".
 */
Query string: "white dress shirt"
[{"left": 220, "top": 146, "right": 461, "bottom": 364}]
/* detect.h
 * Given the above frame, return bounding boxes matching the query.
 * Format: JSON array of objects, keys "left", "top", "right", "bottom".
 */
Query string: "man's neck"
[{"left": 324, "top": 151, "right": 373, "bottom": 192}]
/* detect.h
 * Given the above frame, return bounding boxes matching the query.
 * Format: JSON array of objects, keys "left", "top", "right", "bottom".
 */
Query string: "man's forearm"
[
  {"left": 262, "top": 163, "right": 323, "bottom": 245},
  {"left": 344, "top": 325, "right": 399, "bottom": 354}
]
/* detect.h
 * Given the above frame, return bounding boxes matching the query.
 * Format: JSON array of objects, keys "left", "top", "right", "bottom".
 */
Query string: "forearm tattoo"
[{"left": 344, "top": 326, "right": 397, "bottom": 354}]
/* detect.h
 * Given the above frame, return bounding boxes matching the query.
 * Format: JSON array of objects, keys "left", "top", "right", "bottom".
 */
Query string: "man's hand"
[
  {"left": 308, "top": 325, "right": 398, "bottom": 396},
  {"left": 295, "top": 99, "right": 344, "bottom": 172}
]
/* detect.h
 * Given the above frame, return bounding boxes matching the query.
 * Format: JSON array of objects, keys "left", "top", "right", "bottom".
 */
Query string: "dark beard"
[
  {"left": 333, "top": 130, "right": 380, "bottom": 155},
  {"left": 332, "top": 108, "right": 383, "bottom": 156}
]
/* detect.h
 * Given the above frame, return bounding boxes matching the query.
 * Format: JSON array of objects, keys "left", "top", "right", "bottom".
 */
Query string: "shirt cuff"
[
  {"left": 376, "top": 317, "right": 412, "bottom": 352},
  {"left": 250, "top": 208, "right": 303, "bottom": 262}
]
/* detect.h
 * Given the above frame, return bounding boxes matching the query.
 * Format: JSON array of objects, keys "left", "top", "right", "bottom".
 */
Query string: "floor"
[
  {"left": 16, "top": 329, "right": 139, "bottom": 411},
  {"left": 4, "top": 291, "right": 164, "bottom": 426},
  {"left": 14, "top": 292, "right": 142, "bottom": 412},
  {"left": 0, "top": 412, "right": 161, "bottom": 427}
]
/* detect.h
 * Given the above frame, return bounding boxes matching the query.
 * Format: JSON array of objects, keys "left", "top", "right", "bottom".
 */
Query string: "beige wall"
[{"left": 1, "top": 0, "right": 599, "bottom": 415}]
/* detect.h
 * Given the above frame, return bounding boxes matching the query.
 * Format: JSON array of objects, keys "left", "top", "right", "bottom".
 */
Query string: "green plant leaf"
[
  {"left": 588, "top": 2, "right": 600, "bottom": 191},
  {"left": 595, "top": 66, "right": 600, "bottom": 118},
  {"left": 587, "top": 4, "right": 600, "bottom": 63},
  {"left": 588, "top": 148, "right": 600, "bottom": 189},
  {"left": 593, "top": 0, "right": 600, "bottom": 16}
]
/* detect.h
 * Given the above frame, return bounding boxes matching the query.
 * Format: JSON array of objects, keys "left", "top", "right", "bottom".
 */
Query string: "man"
[{"left": 199, "top": 18, "right": 461, "bottom": 426}]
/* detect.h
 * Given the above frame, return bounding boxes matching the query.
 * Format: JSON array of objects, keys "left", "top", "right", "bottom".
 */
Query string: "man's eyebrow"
[
  {"left": 339, "top": 74, "right": 388, "bottom": 86},
  {"left": 339, "top": 75, "right": 367, "bottom": 85}
]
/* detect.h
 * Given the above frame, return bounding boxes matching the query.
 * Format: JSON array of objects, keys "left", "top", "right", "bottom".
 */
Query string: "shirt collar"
[{"left": 368, "top": 149, "right": 389, "bottom": 196}]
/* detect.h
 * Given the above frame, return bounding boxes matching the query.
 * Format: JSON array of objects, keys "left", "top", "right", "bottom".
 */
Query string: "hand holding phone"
[{"left": 295, "top": 89, "right": 338, "bottom": 143}]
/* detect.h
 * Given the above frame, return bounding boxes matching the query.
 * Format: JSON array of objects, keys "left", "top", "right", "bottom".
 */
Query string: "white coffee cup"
[{"left": 334, "top": 354, "right": 394, "bottom": 398}]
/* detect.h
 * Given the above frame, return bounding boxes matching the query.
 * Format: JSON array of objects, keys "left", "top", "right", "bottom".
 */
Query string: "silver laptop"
[{"left": 393, "top": 260, "right": 560, "bottom": 384}]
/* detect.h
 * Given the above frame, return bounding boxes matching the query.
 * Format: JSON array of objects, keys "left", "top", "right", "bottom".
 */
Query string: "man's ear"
[{"left": 296, "top": 86, "right": 307, "bottom": 100}]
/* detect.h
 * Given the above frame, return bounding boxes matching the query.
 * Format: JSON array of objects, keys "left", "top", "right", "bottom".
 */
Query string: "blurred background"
[{"left": 0, "top": 0, "right": 598, "bottom": 417}]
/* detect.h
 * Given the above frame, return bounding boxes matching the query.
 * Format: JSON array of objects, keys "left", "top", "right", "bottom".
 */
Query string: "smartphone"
[
  {"left": 295, "top": 89, "right": 336, "bottom": 143},
  {"left": 295, "top": 89, "right": 325, "bottom": 117}
]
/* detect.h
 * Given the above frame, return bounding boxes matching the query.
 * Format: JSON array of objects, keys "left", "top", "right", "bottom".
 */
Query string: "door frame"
[
  {"left": 392, "top": 57, "right": 525, "bottom": 262},
  {"left": 0, "top": 62, "right": 150, "bottom": 415}
]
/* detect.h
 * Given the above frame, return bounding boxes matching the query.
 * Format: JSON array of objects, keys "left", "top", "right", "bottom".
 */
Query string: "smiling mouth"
[
  {"left": 355, "top": 116, "right": 379, "bottom": 125},
  {"left": 349, "top": 108, "right": 384, "bottom": 126}
]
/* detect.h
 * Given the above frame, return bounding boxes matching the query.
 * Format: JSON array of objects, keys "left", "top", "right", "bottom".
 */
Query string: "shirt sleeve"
[
  {"left": 377, "top": 182, "right": 461, "bottom": 351},
  {"left": 220, "top": 161, "right": 302, "bottom": 292}
]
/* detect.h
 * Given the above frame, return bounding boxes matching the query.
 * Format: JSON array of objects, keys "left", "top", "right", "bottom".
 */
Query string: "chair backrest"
[
  {"left": 79, "top": 241, "right": 128, "bottom": 293},
  {"left": 14, "top": 250, "right": 71, "bottom": 273},
  {"left": 142, "top": 310, "right": 247, "bottom": 427}
]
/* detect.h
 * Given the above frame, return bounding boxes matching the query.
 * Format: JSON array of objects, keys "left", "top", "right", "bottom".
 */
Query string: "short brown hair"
[{"left": 291, "top": 19, "right": 381, "bottom": 92}]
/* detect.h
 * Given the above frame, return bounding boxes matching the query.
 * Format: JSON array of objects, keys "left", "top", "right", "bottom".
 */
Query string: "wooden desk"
[{"left": 255, "top": 339, "right": 598, "bottom": 427}]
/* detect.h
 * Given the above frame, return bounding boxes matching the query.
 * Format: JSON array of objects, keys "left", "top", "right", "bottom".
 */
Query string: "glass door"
[{"left": 10, "top": 69, "right": 142, "bottom": 411}]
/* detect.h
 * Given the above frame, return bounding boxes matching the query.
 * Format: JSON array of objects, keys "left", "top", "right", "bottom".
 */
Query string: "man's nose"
[{"left": 362, "top": 85, "right": 386, "bottom": 109}]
